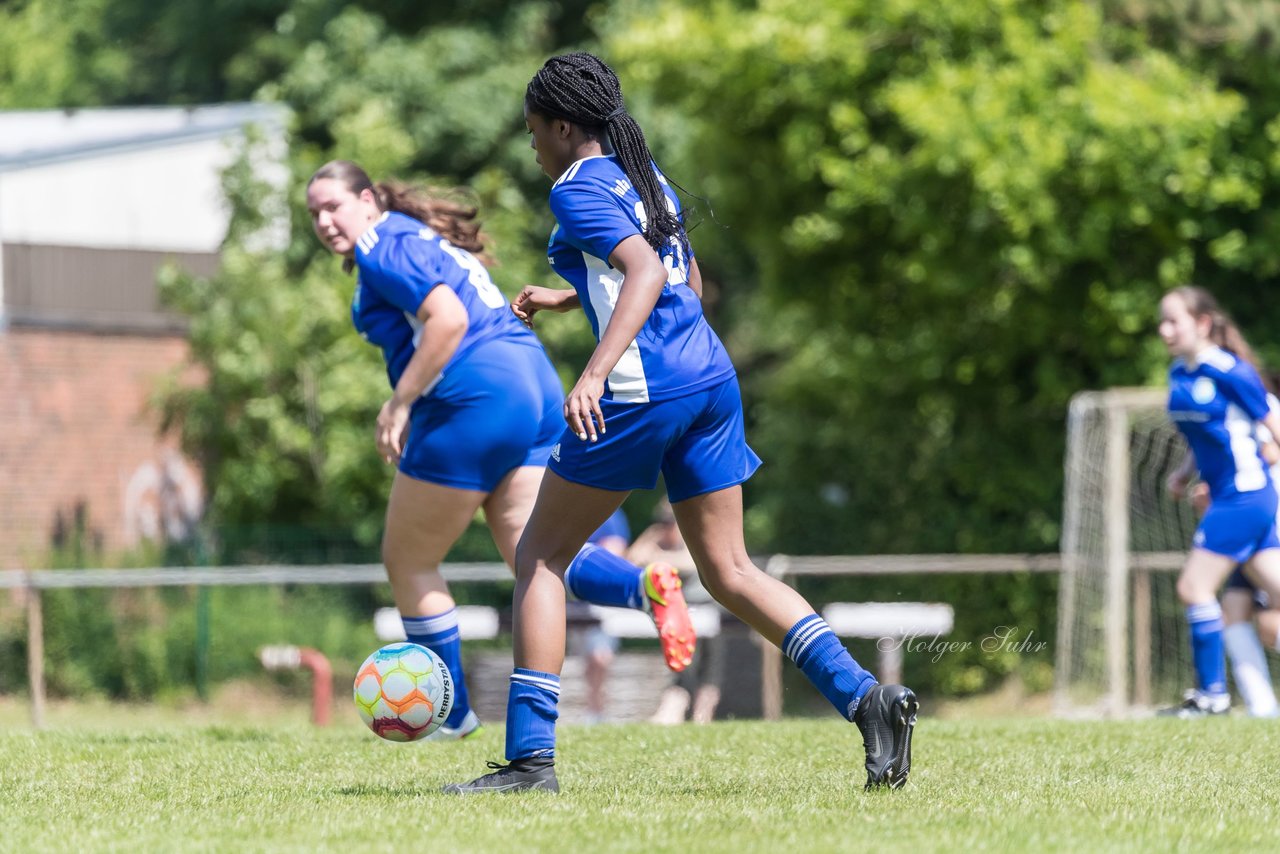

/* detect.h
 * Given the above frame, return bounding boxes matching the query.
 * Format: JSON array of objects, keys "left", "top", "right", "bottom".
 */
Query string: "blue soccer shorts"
[
  {"left": 548, "top": 375, "right": 762, "bottom": 503},
  {"left": 399, "top": 337, "right": 563, "bottom": 492},
  {"left": 1193, "top": 487, "right": 1280, "bottom": 565}
]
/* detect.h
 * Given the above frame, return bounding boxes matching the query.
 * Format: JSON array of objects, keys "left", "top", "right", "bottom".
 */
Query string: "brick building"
[{"left": 0, "top": 104, "right": 286, "bottom": 568}]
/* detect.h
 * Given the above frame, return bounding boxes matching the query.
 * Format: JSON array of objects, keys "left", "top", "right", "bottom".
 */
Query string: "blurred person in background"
[
  {"left": 631, "top": 499, "right": 724, "bottom": 725},
  {"left": 1159, "top": 286, "right": 1280, "bottom": 718},
  {"left": 305, "top": 160, "right": 694, "bottom": 740},
  {"left": 575, "top": 507, "right": 631, "bottom": 723}
]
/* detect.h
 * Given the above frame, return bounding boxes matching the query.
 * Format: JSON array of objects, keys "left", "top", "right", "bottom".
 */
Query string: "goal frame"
[{"left": 1056, "top": 387, "right": 1187, "bottom": 717}]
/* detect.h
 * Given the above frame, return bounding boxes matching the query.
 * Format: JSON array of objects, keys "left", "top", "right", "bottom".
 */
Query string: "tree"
[
  {"left": 608, "top": 0, "right": 1258, "bottom": 554},
  {"left": 156, "top": 6, "right": 598, "bottom": 559}
]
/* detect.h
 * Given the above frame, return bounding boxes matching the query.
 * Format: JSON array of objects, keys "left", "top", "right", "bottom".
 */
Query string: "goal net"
[{"left": 1055, "top": 388, "right": 1202, "bottom": 716}]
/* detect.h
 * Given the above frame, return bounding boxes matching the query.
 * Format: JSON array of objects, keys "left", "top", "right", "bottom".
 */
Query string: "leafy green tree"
[
  {"left": 608, "top": 0, "right": 1258, "bottom": 554},
  {"left": 0, "top": 0, "right": 601, "bottom": 107},
  {"left": 158, "top": 6, "right": 592, "bottom": 558}
]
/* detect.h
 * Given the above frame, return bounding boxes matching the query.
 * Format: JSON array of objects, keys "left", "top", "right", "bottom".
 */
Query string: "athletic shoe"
[
  {"left": 1158, "top": 689, "right": 1231, "bottom": 718},
  {"left": 644, "top": 562, "right": 696, "bottom": 672},
  {"left": 441, "top": 756, "right": 559, "bottom": 795},
  {"left": 426, "top": 709, "right": 482, "bottom": 741},
  {"left": 853, "top": 683, "right": 918, "bottom": 790}
]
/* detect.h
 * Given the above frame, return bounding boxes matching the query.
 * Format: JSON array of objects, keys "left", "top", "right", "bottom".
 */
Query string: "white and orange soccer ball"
[{"left": 353, "top": 643, "right": 454, "bottom": 741}]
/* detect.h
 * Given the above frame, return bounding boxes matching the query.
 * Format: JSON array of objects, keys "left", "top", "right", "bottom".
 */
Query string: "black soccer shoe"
[
  {"left": 441, "top": 756, "right": 560, "bottom": 795},
  {"left": 853, "top": 683, "right": 918, "bottom": 791},
  {"left": 1157, "top": 689, "right": 1230, "bottom": 719}
]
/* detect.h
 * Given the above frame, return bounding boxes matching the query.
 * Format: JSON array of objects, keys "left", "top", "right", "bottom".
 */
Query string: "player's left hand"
[
  {"left": 1190, "top": 482, "right": 1210, "bottom": 516},
  {"left": 376, "top": 397, "right": 411, "bottom": 464},
  {"left": 564, "top": 373, "right": 606, "bottom": 442},
  {"left": 512, "top": 285, "right": 574, "bottom": 327}
]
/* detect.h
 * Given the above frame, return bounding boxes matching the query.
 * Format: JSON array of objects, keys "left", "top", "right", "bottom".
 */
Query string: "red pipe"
[
  {"left": 259, "top": 645, "right": 332, "bottom": 726},
  {"left": 297, "top": 647, "right": 332, "bottom": 727}
]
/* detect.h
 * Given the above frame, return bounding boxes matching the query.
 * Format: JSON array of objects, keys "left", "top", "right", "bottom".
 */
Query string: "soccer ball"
[{"left": 353, "top": 643, "right": 454, "bottom": 742}]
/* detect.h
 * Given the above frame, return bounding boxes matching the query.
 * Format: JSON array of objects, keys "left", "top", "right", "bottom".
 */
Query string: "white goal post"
[{"left": 1056, "top": 387, "right": 1199, "bottom": 717}]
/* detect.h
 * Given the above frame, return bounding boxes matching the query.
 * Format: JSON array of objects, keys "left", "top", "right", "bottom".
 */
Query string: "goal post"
[{"left": 1056, "top": 387, "right": 1197, "bottom": 717}]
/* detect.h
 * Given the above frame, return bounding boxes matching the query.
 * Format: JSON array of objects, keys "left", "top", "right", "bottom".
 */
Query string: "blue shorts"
[
  {"left": 399, "top": 337, "right": 562, "bottom": 492},
  {"left": 1193, "top": 488, "right": 1280, "bottom": 565},
  {"left": 548, "top": 375, "right": 762, "bottom": 503}
]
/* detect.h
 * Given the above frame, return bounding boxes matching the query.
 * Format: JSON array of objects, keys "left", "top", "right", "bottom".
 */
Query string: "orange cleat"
[{"left": 644, "top": 563, "right": 696, "bottom": 672}]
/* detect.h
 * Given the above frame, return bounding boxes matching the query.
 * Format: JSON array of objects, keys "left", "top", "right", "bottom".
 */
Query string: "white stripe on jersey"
[
  {"left": 402, "top": 311, "right": 444, "bottom": 398},
  {"left": 1202, "top": 347, "right": 1237, "bottom": 372},
  {"left": 356, "top": 212, "right": 389, "bottom": 255},
  {"left": 1226, "top": 402, "right": 1267, "bottom": 492},
  {"left": 583, "top": 253, "right": 649, "bottom": 403},
  {"left": 553, "top": 155, "right": 609, "bottom": 188}
]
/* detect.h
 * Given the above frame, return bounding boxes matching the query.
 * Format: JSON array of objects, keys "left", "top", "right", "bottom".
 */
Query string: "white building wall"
[{"left": 0, "top": 137, "right": 233, "bottom": 253}]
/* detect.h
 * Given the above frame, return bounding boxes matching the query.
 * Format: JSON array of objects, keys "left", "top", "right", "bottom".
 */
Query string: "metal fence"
[{"left": 2, "top": 553, "right": 1065, "bottom": 727}]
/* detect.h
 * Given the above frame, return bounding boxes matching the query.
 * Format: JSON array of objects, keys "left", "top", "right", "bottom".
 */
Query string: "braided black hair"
[{"left": 526, "top": 52, "right": 686, "bottom": 255}]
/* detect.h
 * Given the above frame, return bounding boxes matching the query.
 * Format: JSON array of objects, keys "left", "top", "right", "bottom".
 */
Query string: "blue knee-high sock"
[
  {"left": 403, "top": 609, "right": 472, "bottom": 728},
  {"left": 564, "top": 543, "right": 646, "bottom": 610},
  {"left": 784, "top": 614, "right": 877, "bottom": 720},
  {"left": 1187, "top": 602, "right": 1227, "bottom": 696},
  {"left": 506, "top": 668, "right": 560, "bottom": 761}
]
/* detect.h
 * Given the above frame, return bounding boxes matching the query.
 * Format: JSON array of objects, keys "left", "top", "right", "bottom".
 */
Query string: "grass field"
[{"left": 2, "top": 700, "right": 1279, "bottom": 853}]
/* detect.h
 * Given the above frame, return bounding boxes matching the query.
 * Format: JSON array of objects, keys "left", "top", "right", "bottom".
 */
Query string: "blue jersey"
[
  {"left": 1168, "top": 347, "right": 1273, "bottom": 500},
  {"left": 352, "top": 211, "right": 535, "bottom": 399},
  {"left": 546, "top": 156, "right": 735, "bottom": 402}
]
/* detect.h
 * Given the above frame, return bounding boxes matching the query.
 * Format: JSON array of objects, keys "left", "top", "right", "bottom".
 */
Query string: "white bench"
[
  {"left": 374, "top": 606, "right": 501, "bottom": 642},
  {"left": 821, "top": 602, "right": 955, "bottom": 685},
  {"left": 762, "top": 601, "right": 954, "bottom": 719},
  {"left": 374, "top": 603, "right": 723, "bottom": 642}
]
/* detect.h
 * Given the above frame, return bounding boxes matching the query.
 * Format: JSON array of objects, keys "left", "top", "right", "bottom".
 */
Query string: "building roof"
[{"left": 0, "top": 103, "right": 287, "bottom": 172}]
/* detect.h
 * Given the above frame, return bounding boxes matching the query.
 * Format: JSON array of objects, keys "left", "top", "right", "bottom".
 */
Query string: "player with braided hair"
[
  {"left": 444, "top": 53, "right": 918, "bottom": 796},
  {"left": 523, "top": 52, "right": 687, "bottom": 257}
]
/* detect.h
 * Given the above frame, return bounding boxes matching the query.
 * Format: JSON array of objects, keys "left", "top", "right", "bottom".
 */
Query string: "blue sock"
[
  {"left": 1187, "top": 602, "right": 1227, "bottom": 696},
  {"left": 403, "top": 609, "right": 472, "bottom": 729},
  {"left": 506, "top": 668, "right": 560, "bottom": 761},
  {"left": 564, "top": 543, "right": 646, "bottom": 610},
  {"left": 784, "top": 614, "right": 877, "bottom": 720}
]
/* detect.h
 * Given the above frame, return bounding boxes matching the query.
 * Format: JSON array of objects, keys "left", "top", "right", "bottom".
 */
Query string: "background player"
[
  {"left": 305, "top": 161, "right": 694, "bottom": 738},
  {"left": 443, "top": 53, "right": 917, "bottom": 795},
  {"left": 1158, "top": 285, "right": 1280, "bottom": 717},
  {"left": 576, "top": 507, "right": 630, "bottom": 723}
]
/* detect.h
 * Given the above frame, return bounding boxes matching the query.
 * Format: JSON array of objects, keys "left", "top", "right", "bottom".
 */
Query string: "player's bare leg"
[
  {"left": 383, "top": 473, "right": 489, "bottom": 738},
  {"left": 674, "top": 486, "right": 917, "bottom": 789},
  {"left": 1161, "top": 548, "right": 1237, "bottom": 717}
]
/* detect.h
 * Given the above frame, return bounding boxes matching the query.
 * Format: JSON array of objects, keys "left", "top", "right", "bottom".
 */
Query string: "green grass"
[{"left": 1, "top": 710, "right": 1278, "bottom": 852}]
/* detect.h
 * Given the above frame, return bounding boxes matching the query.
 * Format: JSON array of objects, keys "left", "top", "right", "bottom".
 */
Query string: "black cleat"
[
  {"left": 441, "top": 756, "right": 559, "bottom": 795},
  {"left": 853, "top": 683, "right": 918, "bottom": 790},
  {"left": 1157, "top": 689, "right": 1230, "bottom": 718}
]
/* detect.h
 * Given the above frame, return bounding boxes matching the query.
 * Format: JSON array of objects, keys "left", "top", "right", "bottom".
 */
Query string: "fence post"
[
  {"left": 1132, "top": 568, "right": 1151, "bottom": 708},
  {"left": 194, "top": 534, "right": 212, "bottom": 701},
  {"left": 26, "top": 576, "right": 46, "bottom": 729},
  {"left": 196, "top": 587, "right": 211, "bottom": 701},
  {"left": 760, "top": 555, "right": 788, "bottom": 720}
]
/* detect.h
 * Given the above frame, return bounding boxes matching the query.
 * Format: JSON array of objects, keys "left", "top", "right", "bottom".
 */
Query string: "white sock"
[{"left": 1223, "top": 623, "right": 1278, "bottom": 717}]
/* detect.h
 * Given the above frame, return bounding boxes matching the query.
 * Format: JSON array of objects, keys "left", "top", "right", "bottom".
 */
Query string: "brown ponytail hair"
[
  {"left": 308, "top": 160, "right": 492, "bottom": 269},
  {"left": 1170, "top": 285, "right": 1272, "bottom": 391}
]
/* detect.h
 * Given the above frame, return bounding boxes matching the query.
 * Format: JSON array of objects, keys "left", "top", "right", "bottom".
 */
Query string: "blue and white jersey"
[
  {"left": 546, "top": 155, "right": 735, "bottom": 403},
  {"left": 352, "top": 211, "right": 535, "bottom": 398},
  {"left": 1168, "top": 346, "right": 1273, "bottom": 499}
]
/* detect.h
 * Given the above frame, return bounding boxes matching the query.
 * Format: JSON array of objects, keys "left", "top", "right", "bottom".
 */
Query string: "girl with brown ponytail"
[
  {"left": 305, "top": 160, "right": 694, "bottom": 741},
  {"left": 1158, "top": 285, "right": 1280, "bottom": 717}
]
